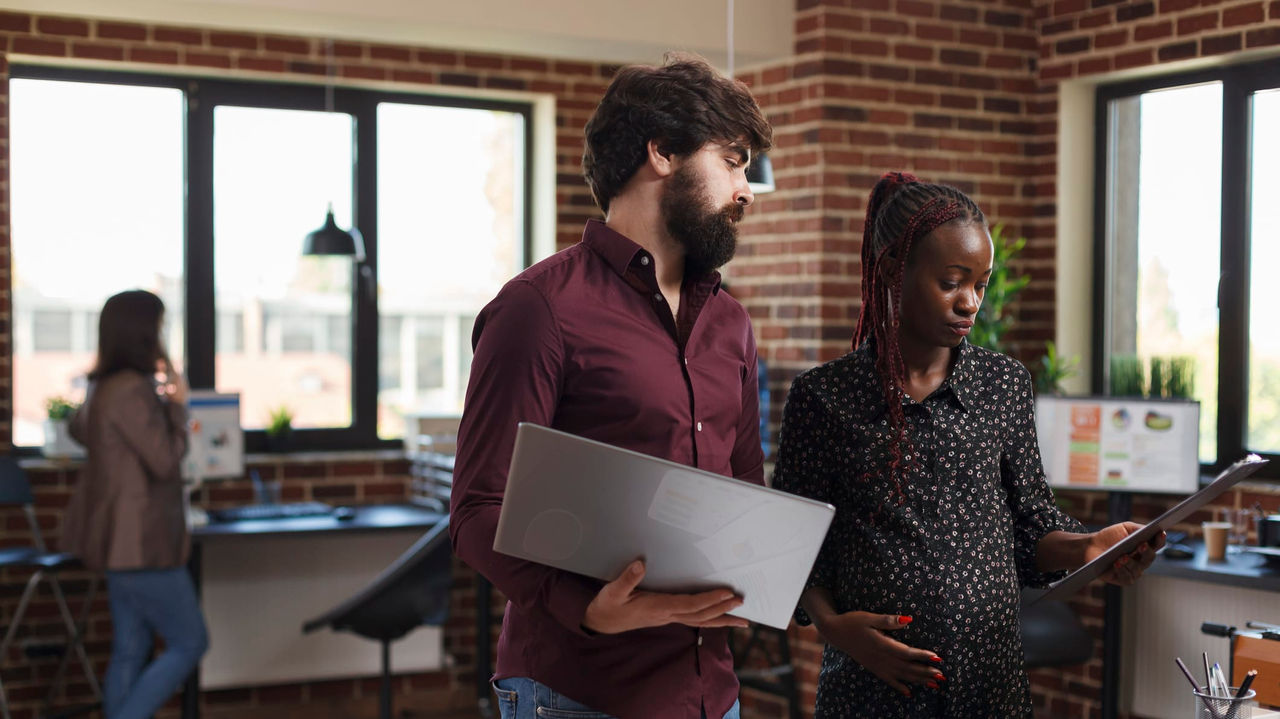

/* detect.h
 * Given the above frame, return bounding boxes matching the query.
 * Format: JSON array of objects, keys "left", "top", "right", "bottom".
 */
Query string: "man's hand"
[
  {"left": 581, "top": 560, "right": 748, "bottom": 634},
  {"left": 1087, "top": 521, "right": 1166, "bottom": 586},
  {"left": 816, "top": 611, "right": 944, "bottom": 698}
]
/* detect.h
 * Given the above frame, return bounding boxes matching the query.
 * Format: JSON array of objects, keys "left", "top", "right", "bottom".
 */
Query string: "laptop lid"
[{"left": 494, "top": 423, "right": 835, "bottom": 630}]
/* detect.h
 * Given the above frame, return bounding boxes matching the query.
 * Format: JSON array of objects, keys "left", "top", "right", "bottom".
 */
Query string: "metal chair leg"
[
  {"left": 44, "top": 577, "right": 102, "bottom": 709},
  {"left": 0, "top": 572, "right": 43, "bottom": 719}
]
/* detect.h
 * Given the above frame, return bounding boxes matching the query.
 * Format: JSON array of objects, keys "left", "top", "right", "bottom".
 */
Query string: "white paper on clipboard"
[{"left": 1031, "top": 454, "right": 1268, "bottom": 605}]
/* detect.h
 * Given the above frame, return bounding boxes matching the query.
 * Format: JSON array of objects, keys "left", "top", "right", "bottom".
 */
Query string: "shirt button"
[
  {"left": 654, "top": 293, "right": 663, "bottom": 302},
  {"left": 683, "top": 357, "right": 688, "bottom": 366},
  {"left": 696, "top": 421, "right": 703, "bottom": 432},
  {"left": 640, "top": 255, "right": 650, "bottom": 266},
  {"left": 697, "top": 635, "right": 703, "bottom": 646}
]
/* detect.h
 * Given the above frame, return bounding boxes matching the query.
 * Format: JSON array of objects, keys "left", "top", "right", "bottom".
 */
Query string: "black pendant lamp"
[
  {"left": 303, "top": 203, "right": 365, "bottom": 261},
  {"left": 728, "top": 0, "right": 774, "bottom": 195},
  {"left": 302, "top": 39, "right": 364, "bottom": 262}
]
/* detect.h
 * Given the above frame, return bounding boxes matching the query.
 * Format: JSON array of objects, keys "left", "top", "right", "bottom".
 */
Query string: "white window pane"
[
  {"left": 376, "top": 103, "right": 524, "bottom": 439},
  {"left": 1106, "top": 82, "right": 1221, "bottom": 463},
  {"left": 1248, "top": 88, "right": 1280, "bottom": 453},
  {"left": 11, "top": 79, "right": 184, "bottom": 447},
  {"left": 213, "top": 106, "right": 354, "bottom": 430}
]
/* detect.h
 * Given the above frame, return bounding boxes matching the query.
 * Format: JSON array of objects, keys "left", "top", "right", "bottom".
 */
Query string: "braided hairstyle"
[{"left": 854, "top": 171, "right": 987, "bottom": 507}]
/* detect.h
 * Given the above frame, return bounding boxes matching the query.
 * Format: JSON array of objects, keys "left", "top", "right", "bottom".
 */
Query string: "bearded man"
[{"left": 449, "top": 53, "right": 773, "bottom": 719}]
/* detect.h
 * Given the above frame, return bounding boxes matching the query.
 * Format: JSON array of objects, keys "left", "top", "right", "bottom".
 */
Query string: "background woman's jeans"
[
  {"left": 494, "top": 677, "right": 741, "bottom": 719},
  {"left": 103, "top": 568, "right": 209, "bottom": 719}
]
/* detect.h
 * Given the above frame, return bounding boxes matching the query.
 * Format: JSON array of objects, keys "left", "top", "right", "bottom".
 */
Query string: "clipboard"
[{"left": 1031, "top": 454, "right": 1269, "bottom": 605}]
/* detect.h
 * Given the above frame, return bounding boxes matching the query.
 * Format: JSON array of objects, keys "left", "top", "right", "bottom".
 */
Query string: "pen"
[
  {"left": 1203, "top": 651, "right": 1212, "bottom": 693},
  {"left": 1225, "top": 669, "right": 1257, "bottom": 719},
  {"left": 1177, "top": 657, "right": 1223, "bottom": 719},
  {"left": 1212, "top": 663, "right": 1226, "bottom": 697}
]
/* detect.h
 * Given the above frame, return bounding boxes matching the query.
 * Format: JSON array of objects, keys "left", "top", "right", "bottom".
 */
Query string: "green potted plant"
[
  {"left": 1109, "top": 355, "right": 1146, "bottom": 397},
  {"left": 264, "top": 405, "right": 294, "bottom": 452},
  {"left": 1033, "top": 341, "right": 1079, "bottom": 396},
  {"left": 43, "top": 396, "right": 86, "bottom": 459},
  {"left": 970, "top": 223, "right": 1031, "bottom": 353}
]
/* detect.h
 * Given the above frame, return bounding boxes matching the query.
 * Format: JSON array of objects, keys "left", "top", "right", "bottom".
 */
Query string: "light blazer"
[{"left": 63, "top": 370, "right": 190, "bottom": 571}]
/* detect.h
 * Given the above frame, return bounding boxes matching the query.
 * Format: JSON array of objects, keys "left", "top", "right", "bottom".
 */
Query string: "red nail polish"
[
  {"left": 927, "top": 681, "right": 939, "bottom": 690},
  {"left": 929, "top": 656, "right": 943, "bottom": 663},
  {"left": 898, "top": 615, "right": 912, "bottom": 624},
  {"left": 934, "top": 673, "right": 945, "bottom": 681}
]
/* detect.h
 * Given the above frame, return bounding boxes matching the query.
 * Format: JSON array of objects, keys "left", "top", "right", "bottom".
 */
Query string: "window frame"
[
  {"left": 1093, "top": 58, "right": 1280, "bottom": 479},
  {"left": 11, "top": 64, "right": 534, "bottom": 454}
]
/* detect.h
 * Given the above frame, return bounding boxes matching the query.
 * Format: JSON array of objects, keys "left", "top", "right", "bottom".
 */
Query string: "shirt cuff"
[
  {"left": 1019, "top": 511, "right": 1087, "bottom": 588},
  {"left": 546, "top": 571, "right": 602, "bottom": 637}
]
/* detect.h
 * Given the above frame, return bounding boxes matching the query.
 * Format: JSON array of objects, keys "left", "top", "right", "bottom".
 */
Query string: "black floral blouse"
[{"left": 772, "top": 340, "right": 1083, "bottom": 719}]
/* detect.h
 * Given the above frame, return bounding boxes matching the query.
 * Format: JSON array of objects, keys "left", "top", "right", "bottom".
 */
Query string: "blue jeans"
[
  {"left": 104, "top": 568, "right": 209, "bottom": 719},
  {"left": 494, "top": 677, "right": 740, "bottom": 719}
]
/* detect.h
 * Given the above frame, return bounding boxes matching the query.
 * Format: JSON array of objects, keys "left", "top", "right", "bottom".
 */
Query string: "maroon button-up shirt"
[{"left": 450, "top": 219, "right": 765, "bottom": 719}]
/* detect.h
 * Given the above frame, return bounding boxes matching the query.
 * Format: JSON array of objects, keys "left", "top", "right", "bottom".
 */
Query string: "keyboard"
[{"left": 209, "top": 501, "right": 334, "bottom": 523}]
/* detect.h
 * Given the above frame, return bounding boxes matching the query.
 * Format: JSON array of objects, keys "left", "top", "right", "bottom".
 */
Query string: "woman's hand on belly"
[{"left": 801, "top": 588, "right": 945, "bottom": 697}]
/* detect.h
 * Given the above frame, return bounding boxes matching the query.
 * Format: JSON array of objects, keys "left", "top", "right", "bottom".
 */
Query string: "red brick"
[
  {"left": 332, "top": 41, "right": 364, "bottom": 58},
  {"left": 870, "top": 17, "right": 909, "bottom": 34},
  {"left": 391, "top": 68, "right": 435, "bottom": 84},
  {"left": 917, "top": 23, "right": 956, "bottom": 41},
  {"left": 986, "top": 53, "right": 1026, "bottom": 70},
  {"left": 1114, "top": 48, "right": 1154, "bottom": 68},
  {"left": 153, "top": 26, "right": 203, "bottom": 45},
  {"left": 0, "top": 11, "right": 31, "bottom": 32},
  {"left": 941, "top": 5, "right": 978, "bottom": 21},
  {"left": 416, "top": 49, "right": 458, "bottom": 66},
  {"left": 1201, "top": 31, "right": 1243, "bottom": 53},
  {"left": 894, "top": 43, "right": 932, "bottom": 61},
  {"left": 1055, "top": 35, "right": 1092, "bottom": 53},
  {"left": 510, "top": 57, "right": 549, "bottom": 73},
  {"left": 238, "top": 56, "right": 287, "bottom": 73},
  {"left": 370, "top": 44, "right": 412, "bottom": 62},
  {"left": 36, "top": 17, "right": 89, "bottom": 37},
  {"left": 1078, "top": 56, "right": 1113, "bottom": 74},
  {"left": 940, "top": 93, "right": 979, "bottom": 110},
  {"left": 1079, "top": 8, "right": 1113, "bottom": 26},
  {"left": 960, "top": 28, "right": 1000, "bottom": 46},
  {"left": 1272, "top": 0, "right": 1280, "bottom": 18},
  {"left": 896, "top": 0, "right": 935, "bottom": 16},
  {"left": 1134, "top": 20, "right": 1174, "bottom": 40},
  {"left": 12, "top": 37, "right": 67, "bottom": 56},
  {"left": 850, "top": 39, "right": 890, "bottom": 56},
  {"left": 264, "top": 36, "right": 311, "bottom": 54},
  {"left": 1223, "top": 2, "right": 1265, "bottom": 25},
  {"left": 185, "top": 51, "right": 232, "bottom": 69},
  {"left": 1177, "top": 11, "right": 1220, "bottom": 34},
  {"left": 341, "top": 65, "right": 387, "bottom": 80},
  {"left": 1095, "top": 29, "right": 1130, "bottom": 47},
  {"left": 209, "top": 32, "right": 259, "bottom": 50},
  {"left": 71, "top": 42, "right": 124, "bottom": 61},
  {"left": 1054, "top": 0, "right": 1089, "bottom": 12},
  {"left": 940, "top": 48, "right": 981, "bottom": 65},
  {"left": 1246, "top": 25, "right": 1280, "bottom": 45}
]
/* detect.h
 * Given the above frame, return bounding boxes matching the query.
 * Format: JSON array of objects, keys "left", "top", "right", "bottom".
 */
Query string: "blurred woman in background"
[{"left": 64, "top": 289, "right": 208, "bottom": 719}]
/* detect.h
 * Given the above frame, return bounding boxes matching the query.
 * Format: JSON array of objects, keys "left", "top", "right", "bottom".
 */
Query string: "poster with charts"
[
  {"left": 183, "top": 391, "right": 244, "bottom": 480},
  {"left": 1034, "top": 396, "right": 1199, "bottom": 494}
]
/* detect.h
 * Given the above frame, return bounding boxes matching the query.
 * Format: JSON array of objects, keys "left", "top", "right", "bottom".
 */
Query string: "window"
[
  {"left": 10, "top": 77, "right": 185, "bottom": 448},
  {"left": 1096, "top": 59, "right": 1280, "bottom": 477},
  {"left": 10, "top": 67, "right": 532, "bottom": 452}
]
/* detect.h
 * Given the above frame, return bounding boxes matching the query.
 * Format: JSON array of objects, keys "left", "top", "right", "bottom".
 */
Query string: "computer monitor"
[
  {"left": 1034, "top": 395, "right": 1200, "bottom": 494},
  {"left": 183, "top": 391, "right": 244, "bottom": 480}
]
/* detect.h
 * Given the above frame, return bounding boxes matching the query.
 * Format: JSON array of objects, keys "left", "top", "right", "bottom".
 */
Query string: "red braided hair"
[{"left": 854, "top": 171, "right": 987, "bottom": 508}]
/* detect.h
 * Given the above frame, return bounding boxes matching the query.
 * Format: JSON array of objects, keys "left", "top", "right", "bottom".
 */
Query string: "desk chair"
[
  {"left": 1020, "top": 588, "right": 1094, "bottom": 668},
  {"left": 302, "top": 517, "right": 452, "bottom": 719},
  {"left": 0, "top": 458, "right": 102, "bottom": 719}
]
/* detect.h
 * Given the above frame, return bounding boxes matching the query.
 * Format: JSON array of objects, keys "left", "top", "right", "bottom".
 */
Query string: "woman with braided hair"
[{"left": 772, "top": 172, "right": 1164, "bottom": 717}]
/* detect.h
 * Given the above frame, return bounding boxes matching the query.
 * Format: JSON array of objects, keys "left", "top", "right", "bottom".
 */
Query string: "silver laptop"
[{"left": 494, "top": 423, "right": 835, "bottom": 629}]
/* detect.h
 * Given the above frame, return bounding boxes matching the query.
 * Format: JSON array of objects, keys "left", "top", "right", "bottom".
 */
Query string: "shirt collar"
[
  {"left": 580, "top": 218, "right": 722, "bottom": 293},
  {"left": 849, "top": 338, "right": 977, "bottom": 423}
]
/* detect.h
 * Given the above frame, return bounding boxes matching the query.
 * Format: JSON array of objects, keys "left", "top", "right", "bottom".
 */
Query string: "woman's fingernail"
[
  {"left": 934, "top": 673, "right": 945, "bottom": 681},
  {"left": 898, "top": 615, "right": 912, "bottom": 624},
  {"left": 927, "top": 681, "right": 939, "bottom": 690},
  {"left": 929, "top": 656, "right": 943, "bottom": 663}
]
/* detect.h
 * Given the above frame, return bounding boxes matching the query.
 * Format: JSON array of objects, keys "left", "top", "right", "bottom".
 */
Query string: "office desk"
[{"left": 182, "top": 504, "right": 447, "bottom": 719}]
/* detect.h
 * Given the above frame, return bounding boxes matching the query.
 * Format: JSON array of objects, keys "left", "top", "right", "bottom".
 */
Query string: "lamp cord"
[{"left": 727, "top": 0, "right": 735, "bottom": 77}]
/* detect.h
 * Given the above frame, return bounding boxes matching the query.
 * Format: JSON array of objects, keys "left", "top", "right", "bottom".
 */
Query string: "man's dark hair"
[{"left": 582, "top": 53, "right": 773, "bottom": 213}]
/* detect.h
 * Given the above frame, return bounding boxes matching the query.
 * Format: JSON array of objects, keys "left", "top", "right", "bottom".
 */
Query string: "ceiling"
[{"left": 3, "top": 0, "right": 796, "bottom": 70}]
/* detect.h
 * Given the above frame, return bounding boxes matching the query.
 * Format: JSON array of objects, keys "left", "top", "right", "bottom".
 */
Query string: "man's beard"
[{"left": 661, "top": 164, "right": 744, "bottom": 277}]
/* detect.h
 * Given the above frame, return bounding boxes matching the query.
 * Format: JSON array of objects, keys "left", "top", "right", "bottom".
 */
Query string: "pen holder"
[{"left": 1193, "top": 687, "right": 1256, "bottom": 719}]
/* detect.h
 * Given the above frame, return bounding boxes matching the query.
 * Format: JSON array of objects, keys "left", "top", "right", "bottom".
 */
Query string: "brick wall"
[{"left": 3, "top": 3, "right": 1280, "bottom": 719}]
